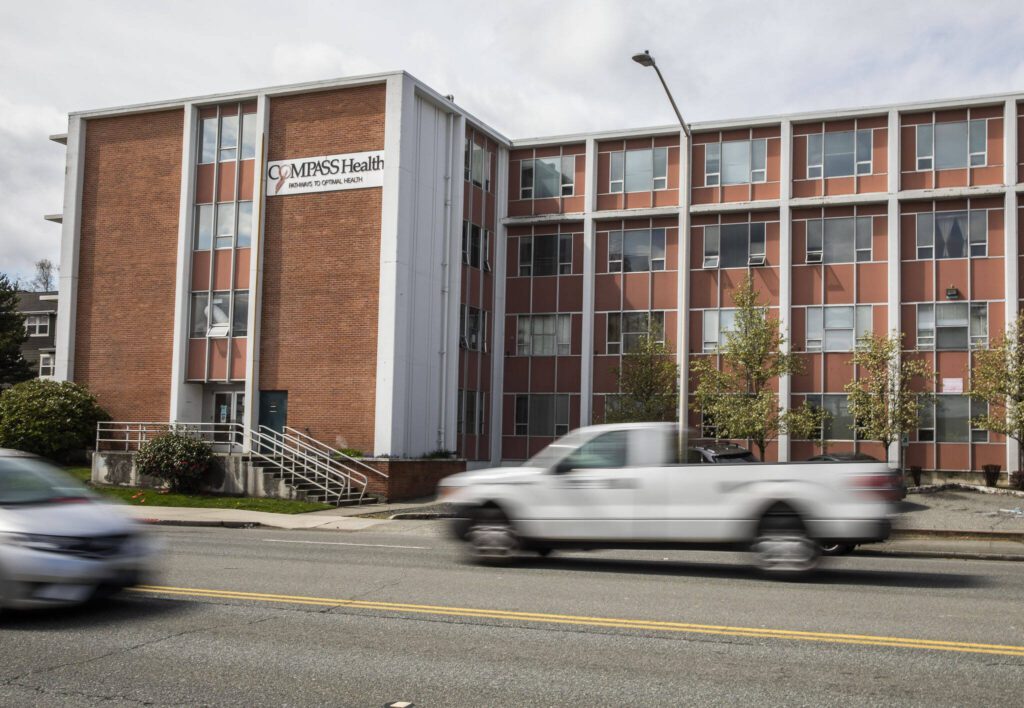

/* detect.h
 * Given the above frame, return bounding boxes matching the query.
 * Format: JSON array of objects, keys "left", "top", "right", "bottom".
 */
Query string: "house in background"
[{"left": 17, "top": 291, "right": 58, "bottom": 378}]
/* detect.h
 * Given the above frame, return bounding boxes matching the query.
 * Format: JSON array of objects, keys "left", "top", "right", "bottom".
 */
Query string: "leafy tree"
[
  {"left": 0, "top": 274, "right": 34, "bottom": 387},
  {"left": 844, "top": 333, "right": 934, "bottom": 469},
  {"left": 605, "top": 330, "right": 679, "bottom": 423},
  {"left": 135, "top": 433, "right": 213, "bottom": 493},
  {"left": 970, "top": 313, "right": 1024, "bottom": 477},
  {"left": 30, "top": 259, "right": 57, "bottom": 292},
  {"left": 0, "top": 379, "right": 110, "bottom": 462},
  {"left": 690, "top": 275, "right": 821, "bottom": 460}
]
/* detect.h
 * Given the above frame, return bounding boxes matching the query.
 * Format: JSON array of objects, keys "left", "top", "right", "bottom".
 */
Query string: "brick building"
[
  {"left": 16, "top": 291, "right": 58, "bottom": 377},
  {"left": 49, "top": 71, "right": 1024, "bottom": 479}
]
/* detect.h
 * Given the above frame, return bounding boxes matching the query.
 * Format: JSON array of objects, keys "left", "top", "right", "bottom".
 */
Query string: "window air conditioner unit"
[
  {"left": 748, "top": 254, "right": 766, "bottom": 266},
  {"left": 806, "top": 252, "right": 823, "bottom": 263}
]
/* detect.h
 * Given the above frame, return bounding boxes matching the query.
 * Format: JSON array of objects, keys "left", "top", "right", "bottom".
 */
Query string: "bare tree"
[{"left": 30, "top": 259, "right": 57, "bottom": 292}]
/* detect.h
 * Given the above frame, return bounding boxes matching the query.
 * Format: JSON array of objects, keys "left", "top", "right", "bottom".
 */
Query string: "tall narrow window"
[
  {"left": 208, "top": 292, "right": 230, "bottom": 337},
  {"left": 703, "top": 226, "right": 720, "bottom": 268},
  {"left": 559, "top": 234, "right": 573, "bottom": 274},
  {"left": 219, "top": 114, "right": 238, "bottom": 162},
  {"left": 199, "top": 117, "right": 218, "bottom": 164},
  {"left": 236, "top": 202, "right": 253, "bottom": 248},
  {"left": 232, "top": 291, "right": 249, "bottom": 336},
  {"left": 609, "top": 152, "right": 624, "bottom": 193},
  {"left": 215, "top": 203, "right": 235, "bottom": 249},
  {"left": 705, "top": 143, "right": 721, "bottom": 186},
  {"left": 519, "top": 238, "right": 533, "bottom": 276},
  {"left": 190, "top": 293, "right": 209, "bottom": 337},
  {"left": 240, "top": 112, "right": 257, "bottom": 160},
  {"left": 194, "top": 204, "right": 213, "bottom": 250},
  {"left": 625, "top": 149, "right": 653, "bottom": 192}
]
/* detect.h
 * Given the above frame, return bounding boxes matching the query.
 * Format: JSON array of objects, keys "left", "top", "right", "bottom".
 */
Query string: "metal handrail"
[
  {"left": 283, "top": 425, "right": 388, "bottom": 479},
  {"left": 95, "top": 421, "right": 366, "bottom": 505},
  {"left": 273, "top": 427, "right": 371, "bottom": 487},
  {"left": 258, "top": 425, "right": 367, "bottom": 502}
]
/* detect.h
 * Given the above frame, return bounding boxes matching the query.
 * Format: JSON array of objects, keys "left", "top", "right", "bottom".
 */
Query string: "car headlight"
[{"left": 0, "top": 532, "right": 67, "bottom": 553}]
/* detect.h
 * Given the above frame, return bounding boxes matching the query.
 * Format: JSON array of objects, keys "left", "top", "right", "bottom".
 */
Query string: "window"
[
  {"left": 702, "top": 223, "right": 766, "bottom": 268},
  {"left": 563, "top": 431, "right": 629, "bottom": 469},
  {"left": 38, "top": 352, "right": 54, "bottom": 378},
  {"left": 806, "top": 216, "right": 872, "bottom": 264},
  {"left": 236, "top": 202, "right": 253, "bottom": 248},
  {"left": 458, "top": 390, "right": 484, "bottom": 435},
  {"left": 609, "top": 229, "right": 666, "bottom": 272},
  {"left": 518, "top": 314, "right": 570, "bottom": 356},
  {"left": 219, "top": 114, "right": 238, "bottom": 162},
  {"left": 240, "top": 112, "right": 257, "bottom": 160},
  {"left": 807, "top": 130, "right": 872, "bottom": 179},
  {"left": 232, "top": 291, "right": 249, "bottom": 336},
  {"left": 916, "top": 302, "right": 987, "bottom": 350},
  {"left": 460, "top": 305, "right": 486, "bottom": 351},
  {"left": 916, "top": 211, "right": 987, "bottom": 259},
  {"left": 805, "top": 305, "right": 872, "bottom": 352},
  {"left": 805, "top": 394, "right": 854, "bottom": 440},
  {"left": 207, "top": 291, "right": 230, "bottom": 337},
  {"left": 607, "top": 311, "right": 665, "bottom": 355},
  {"left": 467, "top": 141, "right": 490, "bottom": 190},
  {"left": 462, "top": 222, "right": 489, "bottom": 269},
  {"left": 519, "top": 234, "right": 569, "bottom": 276},
  {"left": 190, "top": 293, "right": 209, "bottom": 337},
  {"left": 194, "top": 204, "right": 213, "bottom": 250},
  {"left": 199, "top": 117, "right": 218, "bottom": 164},
  {"left": 916, "top": 120, "right": 987, "bottom": 170},
  {"left": 215, "top": 203, "right": 234, "bottom": 249},
  {"left": 971, "top": 399, "right": 989, "bottom": 443},
  {"left": 702, "top": 309, "right": 737, "bottom": 352},
  {"left": 24, "top": 315, "right": 48, "bottom": 337},
  {"left": 609, "top": 147, "right": 668, "bottom": 193},
  {"left": 917, "top": 396, "right": 994, "bottom": 443},
  {"left": 520, "top": 156, "right": 574, "bottom": 199},
  {"left": 514, "top": 394, "right": 570, "bottom": 436},
  {"left": 705, "top": 139, "right": 766, "bottom": 186}
]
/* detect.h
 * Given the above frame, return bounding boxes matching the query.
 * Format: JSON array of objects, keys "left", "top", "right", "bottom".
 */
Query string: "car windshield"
[
  {"left": 0, "top": 457, "right": 93, "bottom": 506},
  {"left": 524, "top": 429, "right": 594, "bottom": 469}
]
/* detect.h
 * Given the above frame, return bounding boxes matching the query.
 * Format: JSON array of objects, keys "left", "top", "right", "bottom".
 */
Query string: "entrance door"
[
  {"left": 213, "top": 391, "right": 245, "bottom": 444},
  {"left": 259, "top": 391, "right": 288, "bottom": 434}
]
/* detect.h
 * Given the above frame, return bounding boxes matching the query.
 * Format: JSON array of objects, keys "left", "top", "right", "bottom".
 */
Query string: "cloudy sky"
[{"left": 2, "top": 0, "right": 1023, "bottom": 283}]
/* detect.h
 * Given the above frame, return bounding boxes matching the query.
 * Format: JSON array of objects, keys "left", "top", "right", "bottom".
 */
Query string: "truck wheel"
[
  {"left": 466, "top": 507, "right": 519, "bottom": 566},
  {"left": 752, "top": 509, "right": 820, "bottom": 578},
  {"left": 820, "top": 543, "right": 855, "bottom": 556}
]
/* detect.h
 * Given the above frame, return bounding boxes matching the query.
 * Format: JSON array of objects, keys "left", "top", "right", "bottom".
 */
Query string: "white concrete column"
[
  {"left": 374, "top": 74, "right": 416, "bottom": 456},
  {"left": 777, "top": 120, "right": 793, "bottom": 462},
  {"left": 169, "top": 104, "right": 201, "bottom": 423},
  {"left": 54, "top": 116, "right": 86, "bottom": 382},
  {"left": 242, "top": 94, "right": 270, "bottom": 445},
  {"left": 580, "top": 137, "right": 598, "bottom": 425},
  {"left": 444, "top": 115, "right": 467, "bottom": 454},
  {"left": 677, "top": 128, "right": 691, "bottom": 441},
  {"left": 886, "top": 108, "right": 902, "bottom": 467},
  {"left": 490, "top": 141, "right": 509, "bottom": 464},
  {"left": 1004, "top": 98, "right": 1020, "bottom": 475}
]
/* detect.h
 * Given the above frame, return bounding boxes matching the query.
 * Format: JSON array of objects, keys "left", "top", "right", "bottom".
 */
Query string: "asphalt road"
[{"left": 2, "top": 522, "right": 1023, "bottom": 707}]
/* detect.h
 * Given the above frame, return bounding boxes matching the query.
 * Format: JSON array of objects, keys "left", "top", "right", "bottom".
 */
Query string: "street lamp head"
[{"left": 631, "top": 50, "right": 655, "bottom": 68}]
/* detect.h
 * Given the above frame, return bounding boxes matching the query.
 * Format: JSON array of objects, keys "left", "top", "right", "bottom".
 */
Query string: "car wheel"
[
  {"left": 535, "top": 547, "right": 553, "bottom": 558},
  {"left": 820, "top": 543, "right": 855, "bottom": 556},
  {"left": 466, "top": 507, "right": 519, "bottom": 566},
  {"left": 752, "top": 508, "right": 821, "bottom": 579}
]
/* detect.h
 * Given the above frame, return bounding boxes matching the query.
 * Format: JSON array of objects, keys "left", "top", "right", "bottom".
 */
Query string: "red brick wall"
[
  {"left": 260, "top": 84, "right": 387, "bottom": 453},
  {"left": 75, "top": 109, "right": 184, "bottom": 420},
  {"left": 362, "top": 459, "right": 466, "bottom": 501}
]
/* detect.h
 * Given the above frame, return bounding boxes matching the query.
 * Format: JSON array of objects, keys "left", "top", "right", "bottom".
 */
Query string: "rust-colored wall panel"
[
  {"left": 751, "top": 268, "right": 780, "bottom": 305},
  {"left": 75, "top": 109, "right": 183, "bottom": 419},
  {"left": 556, "top": 357, "right": 581, "bottom": 393},
  {"left": 622, "top": 273, "right": 650, "bottom": 310},
  {"left": 530, "top": 357, "right": 556, "bottom": 390},
  {"left": 230, "top": 339, "right": 246, "bottom": 381},
  {"left": 195, "top": 163, "right": 214, "bottom": 204},
  {"left": 238, "top": 160, "right": 255, "bottom": 201},
  {"left": 186, "top": 339, "right": 206, "bottom": 381},
  {"left": 652, "top": 271, "right": 677, "bottom": 310},
  {"left": 690, "top": 270, "right": 717, "bottom": 309},
  {"left": 191, "top": 250, "right": 211, "bottom": 291},
  {"left": 856, "top": 263, "right": 887, "bottom": 303},
  {"left": 234, "top": 248, "right": 251, "bottom": 289},
  {"left": 935, "top": 168, "right": 968, "bottom": 189},
  {"left": 506, "top": 280, "right": 530, "bottom": 314},
  {"left": 595, "top": 274, "right": 622, "bottom": 311},
  {"left": 971, "top": 258, "right": 1003, "bottom": 301},
  {"left": 558, "top": 275, "right": 583, "bottom": 312},
  {"left": 212, "top": 249, "right": 233, "bottom": 290},
  {"left": 824, "top": 176, "right": 855, "bottom": 196},
  {"left": 217, "top": 161, "right": 236, "bottom": 202},
  {"left": 260, "top": 83, "right": 386, "bottom": 452},
  {"left": 209, "top": 338, "right": 229, "bottom": 380},
  {"left": 936, "top": 444, "right": 969, "bottom": 472},
  {"left": 792, "top": 353, "right": 820, "bottom": 392},
  {"left": 531, "top": 277, "right": 557, "bottom": 312},
  {"left": 935, "top": 259, "right": 968, "bottom": 300},
  {"left": 902, "top": 261, "right": 933, "bottom": 302},
  {"left": 823, "top": 353, "right": 853, "bottom": 392},
  {"left": 823, "top": 264, "right": 854, "bottom": 304},
  {"left": 792, "top": 265, "right": 822, "bottom": 306},
  {"left": 593, "top": 357, "right": 618, "bottom": 393}
]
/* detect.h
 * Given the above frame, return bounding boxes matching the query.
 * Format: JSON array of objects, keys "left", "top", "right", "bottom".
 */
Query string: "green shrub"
[
  {"left": 0, "top": 379, "right": 109, "bottom": 462},
  {"left": 134, "top": 433, "right": 213, "bottom": 493},
  {"left": 424, "top": 449, "right": 456, "bottom": 459},
  {"left": 337, "top": 447, "right": 365, "bottom": 458}
]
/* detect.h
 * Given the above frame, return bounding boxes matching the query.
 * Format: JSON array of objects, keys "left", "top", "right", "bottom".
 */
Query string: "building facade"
[
  {"left": 16, "top": 291, "right": 58, "bottom": 378},
  {"left": 49, "top": 71, "right": 1024, "bottom": 477}
]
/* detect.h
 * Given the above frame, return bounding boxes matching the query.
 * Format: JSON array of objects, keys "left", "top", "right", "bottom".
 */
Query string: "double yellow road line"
[{"left": 133, "top": 585, "right": 1024, "bottom": 658}]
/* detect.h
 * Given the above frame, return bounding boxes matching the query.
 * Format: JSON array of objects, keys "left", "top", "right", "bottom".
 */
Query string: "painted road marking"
[
  {"left": 131, "top": 585, "right": 1024, "bottom": 658},
  {"left": 264, "top": 539, "right": 429, "bottom": 550}
]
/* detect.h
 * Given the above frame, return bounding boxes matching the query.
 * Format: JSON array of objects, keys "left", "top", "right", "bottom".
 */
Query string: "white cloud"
[{"left": 270, "top": 43, "right": 382, "bottom": 84}]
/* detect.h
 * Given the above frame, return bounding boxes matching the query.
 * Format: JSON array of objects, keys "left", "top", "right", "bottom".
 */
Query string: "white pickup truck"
[{"left": 439, "top": 423, "right": 893, "bottom": 577}]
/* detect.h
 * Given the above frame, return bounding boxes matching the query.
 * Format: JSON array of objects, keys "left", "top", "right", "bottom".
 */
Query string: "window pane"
[
  {"left": 529, "top": 395, "right": 554, "bottom": 436},
  {"left": 610, "top": 151, "right": 624, "bottom": 189},
  {"left": 806, "top": 308, "right": 823, "bottom": 344},
  {"left": 856, "top": 129, "right": 872, "bottom": 164},
  {"left": 216, "top": 203, "right": 234, "bottom": 249},
  {"left": 856, "top": 305, "right": 872, "bottom": 340},
  {"left": 199, "top": 117, "right": 218, "bottom": 163},
  {"left": 969, "top": 119, "right": 986, "bottom": 156},
  {"left": 240, "top": 112, "right": 257, "bottom": 160},
  {"left": 855, "top": 216, "right": 872, "bottom": 259},
  {"left": 935, "top": 212, "right": 967, "bottom": 259},
  {"left": 607, "top": 313, "right": 621, "bottom": 351},
  {"left": 705, "top": 143, "right": 720, "bottom": 177},
  {"left": 749, "top": 222, "right": 765, "bottom": 259},
  {"left": 936, "top": 396, "right": 969, "bottom": 442},
  {"left": 653, "top": 147, "right": 668, "bottom": 181},
  {"left": 825, "top": 306, "right": 854, "bottom": 329},
  {"left": 515, "top": 396, "right": 528, "bottom": 433},
  {"left": 916, "top": 124, "right": 933, "bottom": 159},
  {"left": 517, "top": 317, "right": 529, "bottom": 354},
  {"left": 194, "top": 204, "right": 213, "bottom": 250},
  {"left": 750, "top": 139, "right": 766, "bottom": 172},
  {"left": 824, "top": 329, "right": 853, "bottom": 351},
  {"left": 535, "top": 157, "right": 561, "bottom": 198},
  {"left": 704, "top": 226, "right": 720, "bottom": 264},
  {"left": 720, "top": 224, "right": 749, "bottom": 268},
  {"left": 236, "top": 202, "right": 253, "bottom": 248},
  {"left": 823, "top": 217, "right": 855, "bottom": 263},
  {"left": 232, "top": 291, "right": 249, "bottom": 336},
  {"left": 824, "top": 395, "right": 853, "bottom": 440},
  {"left": 917, "top": 213, "right": 934, "bottom": 255},
  {"left": 823, "top": 131, "right": 855, "bottom": 177},
  {"left": 703, "top": 310, "right": 718, "bottom": 350},
  {"left": 721, "top": 140, "right": 750, "bottom": 185},
  {"left": 969, "top": 210, "right": 987, "bottom": 248},
  {"left": 917, "top": 305, "right": 934, "bottom": 340},
  {"left": 519, "top": 238, "right": 532, "bottom": 276},
  {"left": 190, "top": 293, "right": 209, "bottom": 337},
  {"left": 806, "top": 219, "right": 822, "bottom": 255},
  {"left": 219, "top": 114, "right": 238, "bottom": 161},
  {"left": 936, "top": 302, "right": 968, "bottom": 326},
  {"left": 520, "top": 160, "right": 534, "bottom": 197},
  {"left": 623, "top": 230, "right": 650, "bottom": 272},
  {"left": 533, "top": 235, "right": 557, "bottom": 276},
  {"left": 625, "top": 149, "right": 653, "bottom": 192},
  {"left": 971, "top": 303, "right": 988, "bottom": 341},
  {"left": 807, "top": 133, "right": 823, "bottom": 169},
  {"left": 934, "top": 121, "right": 968, "bottom": 170},
  {"left": 936, "top": 328, "right": 968, "bottom": 350},
  {"left": 209, "top": 292, "right": 230, "bottom": 326},
  {"left": 719, "top": 309, "right": 737, "bottom": 344},
  {"left": 557, "top": 315, "right": 571, "bottom": 354},
  {"left": 559, "top": 233, "right": 573, "bottom": 273}
]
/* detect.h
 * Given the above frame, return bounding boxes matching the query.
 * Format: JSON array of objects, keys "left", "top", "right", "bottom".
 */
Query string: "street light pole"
[{"left": 632, "top": 49, "right": 692, "bottom": 454}]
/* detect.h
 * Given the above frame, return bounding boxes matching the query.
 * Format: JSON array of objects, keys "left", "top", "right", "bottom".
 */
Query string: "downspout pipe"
[{"left": 437, "top": 110, "right": 455, "bottom": 448}]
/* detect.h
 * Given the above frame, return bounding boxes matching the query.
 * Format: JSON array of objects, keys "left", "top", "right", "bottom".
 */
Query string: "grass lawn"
[{"left": 64, "top": 466, "right": 334, "bottom": 514}]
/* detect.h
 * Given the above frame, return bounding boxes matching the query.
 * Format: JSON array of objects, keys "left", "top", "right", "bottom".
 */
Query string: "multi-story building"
[
  {"left": 16, "top": 291, "right": 58, "bottom": 378},
  {"left": 47, "top": 70, "right": 1024, "bottom": 481}
]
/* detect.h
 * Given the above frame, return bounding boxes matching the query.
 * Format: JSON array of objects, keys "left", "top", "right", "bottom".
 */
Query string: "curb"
[
  {"left": 859, "top": 548, "right": 1024, "bottom": 562},
  {"left": 909, "top": 483, "right": 1024, "bottom": 498},
  {"left": 139, "top": 519, "right": 263, "bottom": 529},
  {"left": 388, "top": 512, "right": 457, "bottom": 520}
]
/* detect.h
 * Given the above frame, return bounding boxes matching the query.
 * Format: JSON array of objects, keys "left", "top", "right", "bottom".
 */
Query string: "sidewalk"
[{"left": 124, "top": 505, "right": 390, "bottom": 531}]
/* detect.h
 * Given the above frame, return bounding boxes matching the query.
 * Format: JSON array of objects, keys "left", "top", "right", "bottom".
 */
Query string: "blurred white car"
[
  {"left": 0, "top": 449, "right": 155, "bottom": 610},
  {"left": 440, "top": 423, "right": 893, "bottom": 577}
]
